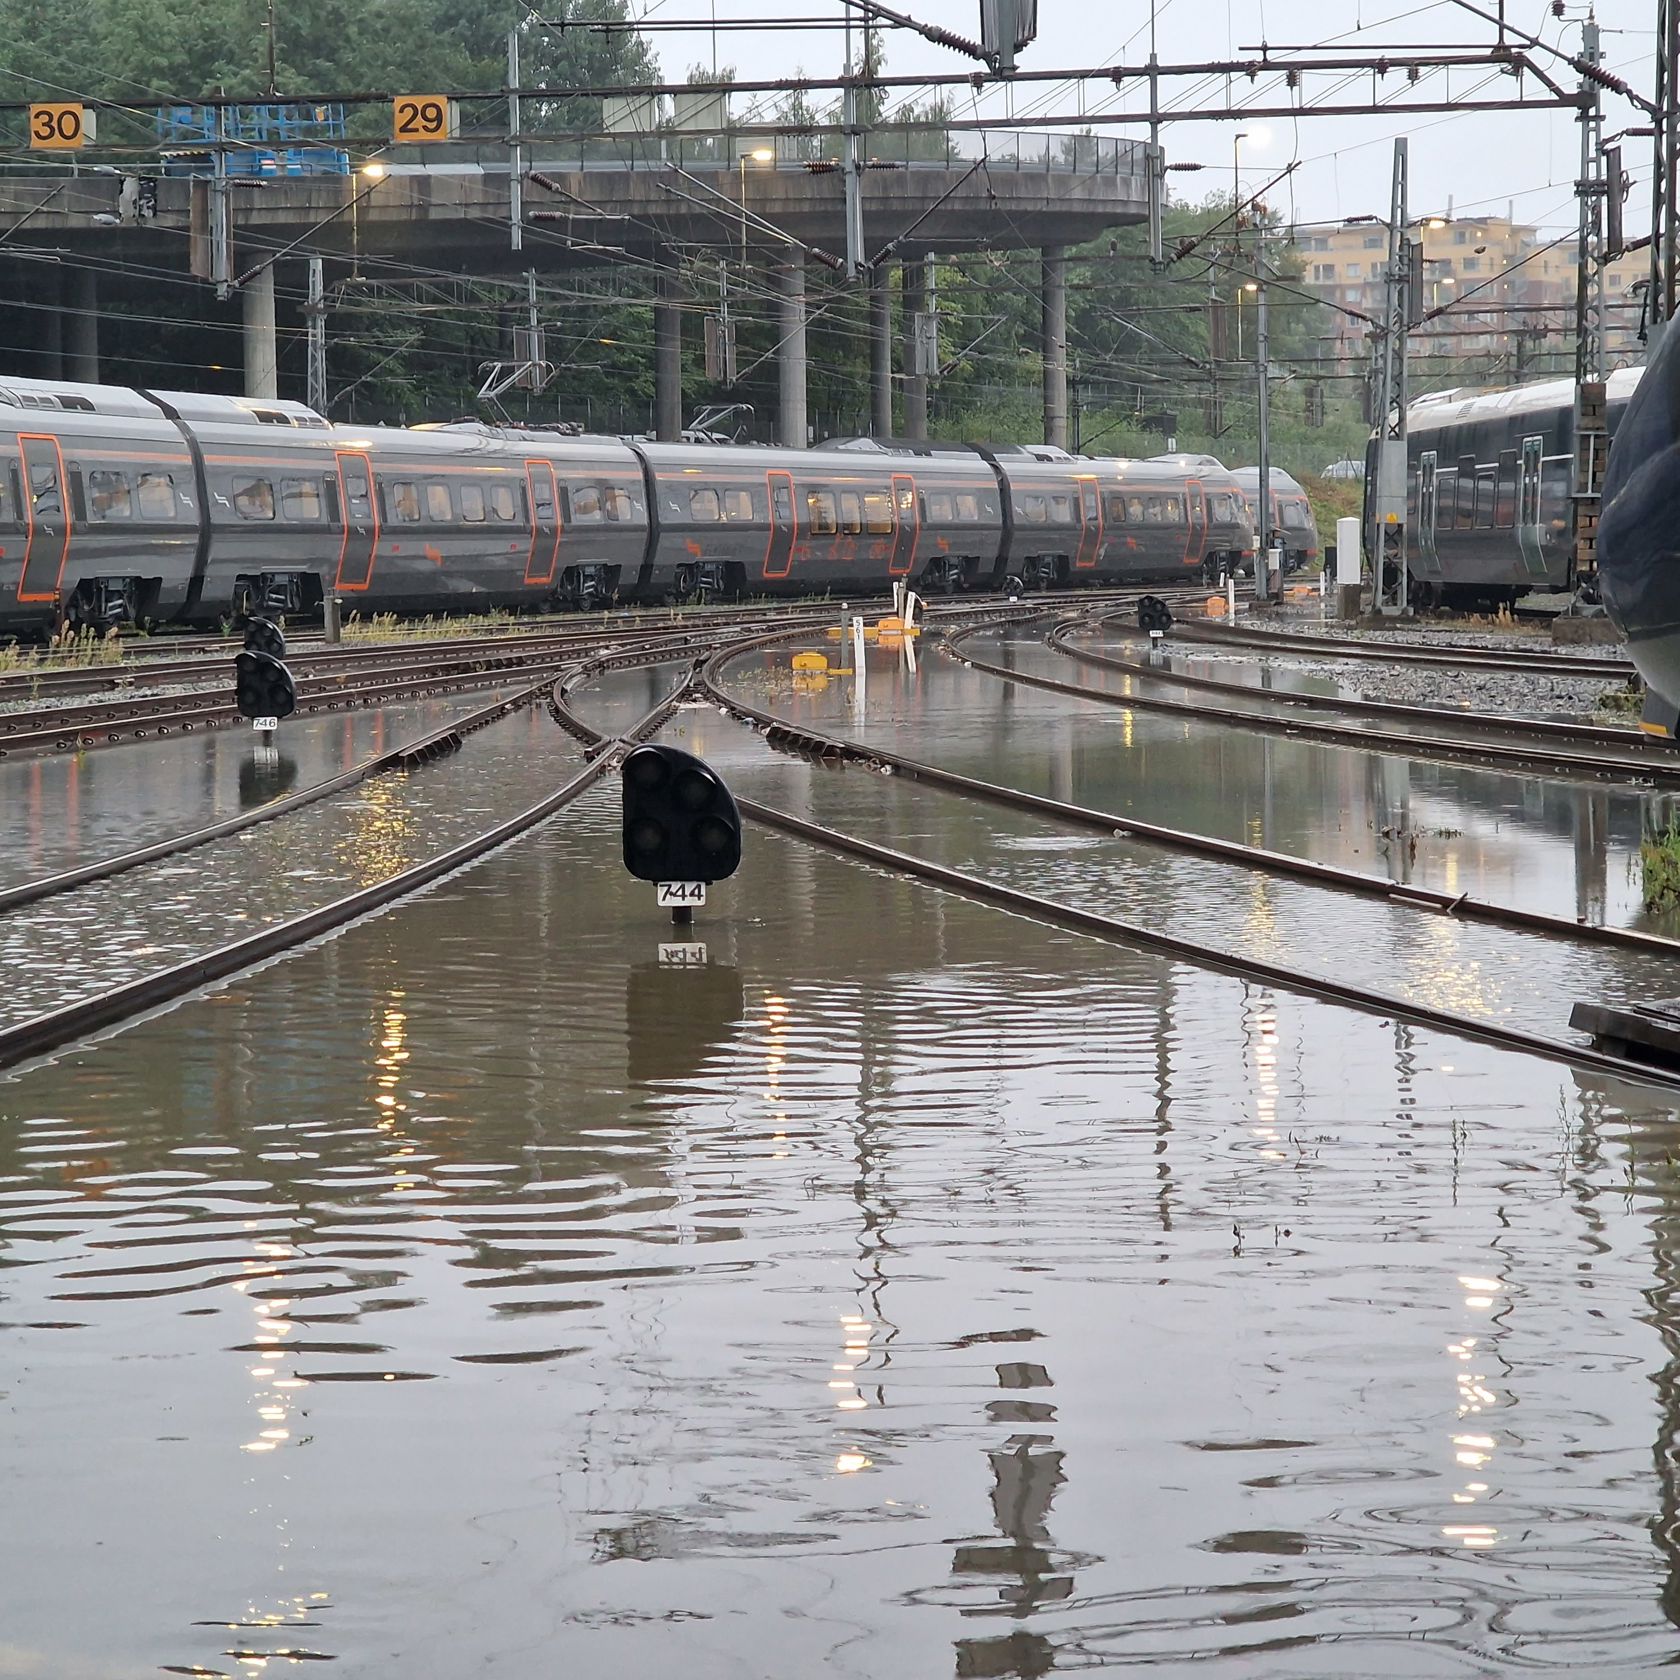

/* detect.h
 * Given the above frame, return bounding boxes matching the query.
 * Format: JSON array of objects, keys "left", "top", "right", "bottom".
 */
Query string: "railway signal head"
[
  {"left": 234, "top": 650, "right": 297, "bottom": 721},
  {"left": 1138, "top": 596, "right": 1174, "bottom": 634},
  {"left": 621, "top": 744, "right": 742, "bottom": 884},
  {"left": 243, "top": 616, "right": 286, "bottom": 658}
]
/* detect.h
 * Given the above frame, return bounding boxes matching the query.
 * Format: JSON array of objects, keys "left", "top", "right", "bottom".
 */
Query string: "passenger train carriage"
[
  {"left": 1228, "top": 466, "right": 1320, "bottom": 574},
  {"left": 1375, "top": 368, "right": 1643, "bottom": 609},
  {"left": 0, "top": 375, "right": 1256, "bottom": 637}
]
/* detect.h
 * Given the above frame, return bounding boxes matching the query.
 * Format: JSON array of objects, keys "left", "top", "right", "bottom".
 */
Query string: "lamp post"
[{"left": 738, "top": 146, "right": 774, "bottom": 271}]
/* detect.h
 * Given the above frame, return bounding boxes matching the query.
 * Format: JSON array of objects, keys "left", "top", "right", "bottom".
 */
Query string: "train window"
[
  {"left": 1435, "top": 479, "right": 1452, "bottom": 530},
  {"left": 773, "top": 483, "right": 794, "bottom": 523},
  {"left": 1018, "top": 493, "right": 1046, "bottom": 524},
  {"left": 571, "top": 485, "right": 603, "bottom": 523},
  {"left": 384, "top": 480, "right": 421, "bottom": 523},
  {"left": 720, "top": 488, "right": 753, "bottom": 521},
  {"left": 232, "top": 476, "right": 276, "bottom": 521},
  {"left": 926, "top": 491, "right": 956, "bottom": 522},
  {"left": 1125, "top": 496, "right": 1145, "bottom": 522},
  {"left": 488, "top": 482, "right": 519, "bottom": 522},
  {"left": 605, "top": 487, "right": 634, "bottom": 522},
  {"left": 807, "top": 491, "right": 838, "bottom": 535},
  {"left": 839, "top": 491, "right": 863, "bottom": 535},
  {"left": 690, "top": 488, "right": 722, "bottom": 522},
  {"left": 895, "top": 484, "right": 915, "bottom": 515},
  {"left": 1142, "top": 496, "right": 1162, "bottom": 523},
  {"left": 0, "top": 465, "right": 13, "bottom": 525},
  {"left": 459, "top": 483, "right": 486, "bottom": 522},
  {"left": 86, "top": 469, "right": 133, "bottom": 521},
  {"left": 1048, "top": 493, "right": 1073, "bottom": 523},
  {"left": 863, "top": 491, "right": 894, "bottom": 533},
  {"left": 29, "top": 461, "right": 60, "bottom": 517},
  {"left": 1104, "top": 493, "right": 1127, "bottom": 522},
  {"left": 1474, "top": 469, "right": 1495, "bottom": 530},
  {"left": 955, "top": 492, "right": 980, "bottom": 522},
  {"left": 1281, "top": 500, "right": 1311, "bottom": 530},
  {"left": 426, "top": 481, "right": 455, "bottom": 522},
  {"left": 1161, "top": 495, "right": 1185, "bottom": 525},
  {"left": 279, "top": 478, "right": 321, "bottom": 522}
]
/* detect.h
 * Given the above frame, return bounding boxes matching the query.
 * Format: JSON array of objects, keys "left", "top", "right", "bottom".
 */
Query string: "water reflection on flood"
[
  {"left": 3, "top": 764, "right": 1680, "bottom": 1675},
  {"left": 738, "top": 627, "right": 1680, "bottom": 940}
]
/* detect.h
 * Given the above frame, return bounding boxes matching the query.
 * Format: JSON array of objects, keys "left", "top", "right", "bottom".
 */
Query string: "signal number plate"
[
  {"left": 251, "top": 716, "right": 280, "bottom": 732},
  {"left": 658, "top": 943, "right": 709, "bottom": 967},
  {"left": 657, "top": 881, "right": 706, "bottom": 907}
]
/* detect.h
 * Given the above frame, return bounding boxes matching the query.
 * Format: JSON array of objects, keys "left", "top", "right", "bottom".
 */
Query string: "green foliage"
[{"left": 1642, "top": 822, "right": 1680, "bottom": 912}]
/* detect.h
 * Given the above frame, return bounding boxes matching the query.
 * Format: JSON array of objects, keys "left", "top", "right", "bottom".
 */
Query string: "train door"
[
  {"left": 763, "top": 469, "right": 796, "bottom": 579},
  {"left": 333, "top": 451, "right": 379, "bottom": 591},
  {"left": 1416, "top": 451, "right": 1443, "bottom": 578},
  {"left": 1517, "top": 434, "right": 1546, "bottom": 577},
  {"left": 889, "top": 473, "right": 918, "bottom": 575},
  {"left": 1182, "top": 479, "right": 1207, "bottom": 565},
  {"left": 18, "top": 433, "right": 69, "bottom": 603},
  {"left": 1074, "top": 476, "right": 1102, "bottom": 569},
  {"left": 524, "top": 460, "right": 561, "bottom": 585}
]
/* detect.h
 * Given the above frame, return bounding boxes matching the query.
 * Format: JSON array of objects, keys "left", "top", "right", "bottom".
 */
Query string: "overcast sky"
[{"left": 627, "top": 0, "right": 1659, "bottom": 233}]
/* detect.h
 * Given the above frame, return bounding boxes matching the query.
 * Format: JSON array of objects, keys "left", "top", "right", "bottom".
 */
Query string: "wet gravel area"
[{"left": 1185, "top": 598, "right": 1636, "bottom": 722}]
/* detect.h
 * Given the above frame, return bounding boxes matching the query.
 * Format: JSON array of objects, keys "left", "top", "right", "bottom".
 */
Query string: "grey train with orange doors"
[{"left": 0, "top": 375, "right": 1257, "bottom": 638}]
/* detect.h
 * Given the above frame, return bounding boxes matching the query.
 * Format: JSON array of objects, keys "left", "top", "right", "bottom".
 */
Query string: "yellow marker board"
[
  {"left": 392, "top": 97, "right": 459, "bottom": 143},
  {"left": 29, "top": 104, "right": 95, "bottom": 149}
]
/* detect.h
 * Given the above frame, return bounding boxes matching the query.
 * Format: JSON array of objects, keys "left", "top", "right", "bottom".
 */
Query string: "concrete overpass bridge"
[{"left": 0, "top": 125, "right": 1150, "bottom": 446}]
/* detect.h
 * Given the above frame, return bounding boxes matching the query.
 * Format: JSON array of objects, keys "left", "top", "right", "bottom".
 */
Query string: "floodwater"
[
  {"left": 6, "top": 639, "right": 1680, "bottom": 1675},
  {"left": 0, "top": 691, "right": 521, "bottom": 893}
]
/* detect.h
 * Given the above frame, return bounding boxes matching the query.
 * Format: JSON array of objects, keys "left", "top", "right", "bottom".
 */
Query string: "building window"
[
  {"left": 1363, "top": 234, "right": 1382, "bottom": 249},
  {"left": 1346, "top": 262, "right": 1362, "bottom": 279}
]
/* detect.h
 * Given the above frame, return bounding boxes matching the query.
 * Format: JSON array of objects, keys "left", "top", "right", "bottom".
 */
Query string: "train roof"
[
  {"left": 1404, "top": 366, "right": 1645, "bottom": 434},
  {"left": 1227, "top": 465, "right": 1308, "bottom": 496},
  {"left": 0, "top": 374, "right": 328, "bottom": 427},
  {"left": 1147, "top": 452, "right": 1241, "bottom": 484}
]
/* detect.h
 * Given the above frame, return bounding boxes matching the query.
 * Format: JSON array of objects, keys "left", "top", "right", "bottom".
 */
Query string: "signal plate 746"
[
  {"left": 657, "top": 881, "right": 706, "bottom": 907},
  {"left": 251, "top": 716, "right": 279, "bottom": 732}
]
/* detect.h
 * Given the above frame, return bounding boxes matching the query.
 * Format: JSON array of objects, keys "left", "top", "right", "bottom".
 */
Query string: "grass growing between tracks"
[
  {"left": 1642, "top": 821, "right": 1680, "bottom": 912},
  {"left": 0, "top": 626, "right": 126, "bottom": 674}
]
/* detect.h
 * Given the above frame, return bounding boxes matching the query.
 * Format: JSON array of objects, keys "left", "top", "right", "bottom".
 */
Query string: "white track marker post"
[
  {"left": 903, "top": 590, "right": 920, "bottom": 633},
  {"left": 851, "top": 615, "right": 867, "bottom": 715},
  {"left": 1335, "top": 515, "right": 1362, "bottom": 621},
  {"left": 1226, "top": 572, "right": 1237, "bottom": 619}
]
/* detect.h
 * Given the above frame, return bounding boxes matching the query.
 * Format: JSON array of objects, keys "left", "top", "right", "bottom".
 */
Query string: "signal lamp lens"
[
  {"left": 674, "top": 768, "right": 715, "bottom": 811},
  {"left": 625, "top": 751, "right": 669, "bottom": 791},
  {"left": 695, "top": 815, "right": 734, "bottom": 855},
  {"left": 628, "top": 818, "right": 665, "bottom": 855}
]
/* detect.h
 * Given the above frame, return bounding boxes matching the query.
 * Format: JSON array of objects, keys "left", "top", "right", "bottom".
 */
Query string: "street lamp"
[{"left": 738, "top": 146, "right": 774, "bottom": 268}]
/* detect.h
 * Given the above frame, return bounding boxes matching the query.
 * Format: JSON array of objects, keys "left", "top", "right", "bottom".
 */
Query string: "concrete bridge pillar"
[
  {"left": 243, "top": 265, "right": 278, "bottom": 400},
  {"left": 901, "top": 259, "right": 928, "bottom": 441},
  {"left": 1042, "top": 244, "right": 1069, "bottom": 451},
  {"left": 36, "top": 275, "right": 63, "bottom": 380},
  {"left": 870, "top": 267, "right": 893, "bottom": 437},
  {"left": 65, "top": 268, "right": 98, "bottom": 384},
  {"left": 778, "top": 254, "right": 807, "bottom": 448},
  {"left": 654, "top": 268, "right": 683, "bottom": 442}
]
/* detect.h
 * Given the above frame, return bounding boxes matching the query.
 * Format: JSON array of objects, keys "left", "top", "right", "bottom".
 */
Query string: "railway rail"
[
  {"left": 1058, "top": 613, "right": 1654, "bottom": 753},
  {"left": 940, "top": 620, "right": 1680, "bottom": 789},
  {"left": 1179, "top": 617, "right": 1632, "bottom": 678}
]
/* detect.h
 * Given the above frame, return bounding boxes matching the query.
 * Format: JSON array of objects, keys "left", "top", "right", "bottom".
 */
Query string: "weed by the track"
[
  {"left": 0, "top": 626, "right": 126, "bottom": 673},
  {"left": 1594, "top": 681, "right": 1644, "bottom": 721},
  {"left": 1641, "top": 821, "right": 1680, "bottom": 911}
]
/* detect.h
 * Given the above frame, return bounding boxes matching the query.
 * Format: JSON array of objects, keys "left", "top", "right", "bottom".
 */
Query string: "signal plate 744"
[{"left": 657, "top": 882, "right": 706, "bottom": 907}]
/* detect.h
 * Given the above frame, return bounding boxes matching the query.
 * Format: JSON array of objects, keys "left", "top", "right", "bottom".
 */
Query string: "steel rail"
[
  {"left": 940, "top": 623, "right": 1680, "bottom": 789},
  {"left": 695, "top": 653, "right": 1680, "bottom": 962},
  {"left": 0, "top": 684, "right": 545, "bottom": 917},
  {"left": 1061, "top": 614, "right": 1653, "bottom": 752},
  {"left": 0, "top": 674, "right": 686, "bottom": 1075},
  {"left": 561, "top": 625, "right": 1680, "bottom": 1094},
  {"left": 1177, "top": 617, "right": 1632, "bottom": 677},
  {"left": 733, "top": 797, "right": 1680, "bottom": 1092}
]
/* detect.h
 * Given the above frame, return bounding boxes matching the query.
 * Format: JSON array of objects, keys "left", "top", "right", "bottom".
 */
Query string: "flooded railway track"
[
  {"left": 540, "top": 629, "right": 1680, "bottom": 1093},
  {"left": 1055, "top": 612, "right": 1652, "bottom": 752},
  {"left": 941, "top": 619, "right": 1680, "bottom": 789}
]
